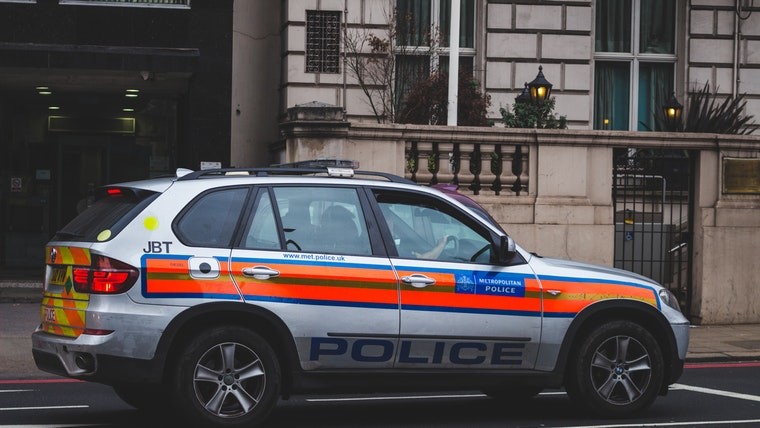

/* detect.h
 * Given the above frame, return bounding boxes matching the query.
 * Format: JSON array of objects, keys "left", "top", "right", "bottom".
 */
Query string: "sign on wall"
[
  {"left": 723, "top": 157, "right": 760, "bottom": 194},
  {"left": 10, "top": 177, "right": 22, "bottom": 193}
]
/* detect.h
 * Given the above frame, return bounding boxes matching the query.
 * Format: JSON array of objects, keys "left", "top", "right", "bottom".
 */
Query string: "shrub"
[{"left": 397, "top": 71, "right": 491, "bottom": 126}]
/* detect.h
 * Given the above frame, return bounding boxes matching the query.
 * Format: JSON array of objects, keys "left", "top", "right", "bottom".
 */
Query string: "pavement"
[{"left": 2, "top": 282, "right": 760, "bottom": 365}]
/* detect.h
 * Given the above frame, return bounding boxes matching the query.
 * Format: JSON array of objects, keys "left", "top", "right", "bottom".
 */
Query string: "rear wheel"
[
  {"left": 565, "top": 320, "right": 664, "bottom": 418},
  {"left": 172, "top": 326, "right": 281, "bottom": 427}
]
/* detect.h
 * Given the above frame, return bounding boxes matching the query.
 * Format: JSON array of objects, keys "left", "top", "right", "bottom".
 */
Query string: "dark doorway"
[{"left": 54, "top": 134, "right": 150, "bottom": 231}]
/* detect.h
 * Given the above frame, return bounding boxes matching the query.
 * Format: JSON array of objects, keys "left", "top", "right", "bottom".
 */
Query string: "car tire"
[
  {"left": 565, "top": 320, "right": 664, "bottom": 418},
  {"left": 172, "top": 325, "right": 281, "bottom": 427}
]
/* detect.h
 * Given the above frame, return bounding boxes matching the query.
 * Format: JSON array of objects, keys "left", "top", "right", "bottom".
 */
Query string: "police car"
[{"left": 32, "top": 165, "right": 689, "bottom": 427}]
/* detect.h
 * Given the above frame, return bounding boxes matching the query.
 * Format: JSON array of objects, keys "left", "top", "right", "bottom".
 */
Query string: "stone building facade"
[{"left": 233, "top": 0, "right": 759, "bottom": 166}]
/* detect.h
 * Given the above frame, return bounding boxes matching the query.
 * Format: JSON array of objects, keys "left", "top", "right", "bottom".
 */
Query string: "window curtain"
[
  {"left": 594, "top": 62, "right": 630, "bottom": 130},
  {"left": 396, "top": 0, "right": 431, "bottom": 46},
  {"left": 439, "top": 56, "right": 474, "bottom": 76},
  {"left": 638, "top": 63, "right": 673, "bottom": 131},
  {"left": 394, "top": 55, "right": 431, "bottom": 114},
  {"left": 595, "top": 0, "right": 632, "bottom": 53},
  {"left": 639, "top": 0, "right": 675, "bottom": 54},
  {"left": 439, "top": 0, "right": 475, "bottom": 48}
]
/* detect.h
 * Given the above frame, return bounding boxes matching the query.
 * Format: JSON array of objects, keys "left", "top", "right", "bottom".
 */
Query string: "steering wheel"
[{"left": 445, "top": 235, "right": 459, "bottom": 254}]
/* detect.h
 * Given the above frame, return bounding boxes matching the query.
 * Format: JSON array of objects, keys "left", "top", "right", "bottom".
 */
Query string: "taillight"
[{"left": 72, "top": 255, "right": 138, "bottom": 294}]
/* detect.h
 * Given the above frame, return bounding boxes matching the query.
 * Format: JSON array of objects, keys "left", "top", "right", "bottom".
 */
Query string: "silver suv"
[{"left": 32, "top": 165, "right": 689, "bottom": 427}]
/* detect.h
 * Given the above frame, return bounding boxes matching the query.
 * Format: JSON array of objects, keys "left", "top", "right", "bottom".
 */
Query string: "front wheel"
[
  {"left": 565, "top": 320, "right": 664, "bottom": 418},
  {"left": 172, "top": 326, "right": 281, "bottom": 427}
]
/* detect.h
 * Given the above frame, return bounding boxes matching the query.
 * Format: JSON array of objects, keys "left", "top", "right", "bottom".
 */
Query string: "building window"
[
  {"left": 306, "top": 10, "right": 342, "bottom": 74},
  {"left": 394, "top": 0, "right": 476, "bottom": 110},
  {"left": 594, "top": 0, "right": 676, "bottom": 131}
]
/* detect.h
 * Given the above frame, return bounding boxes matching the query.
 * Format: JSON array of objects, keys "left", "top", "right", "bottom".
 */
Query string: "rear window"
[{"left": 53, "top": 188, "right": 158, "bottom": 242}]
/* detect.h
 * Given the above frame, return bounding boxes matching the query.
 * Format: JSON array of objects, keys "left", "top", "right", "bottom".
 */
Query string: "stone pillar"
[
  {"left": 277, "top": 101, "right": 351, "bottom": 165},
  {"left": 692, "top": 148, "right": 760, "bottom": 324},
  {"left": 530, "top": 144, "right": 615, "bottom": 266},
  {"left": 278, "top": 102, "right": 407, "bottom": 174}
]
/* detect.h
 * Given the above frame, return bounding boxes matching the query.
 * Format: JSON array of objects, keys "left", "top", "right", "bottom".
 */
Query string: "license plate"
[
  {"left": 49, "top": 267, "right": 68, "bottom": 286},
  {"left": 44, "top": 307, "right": 57, "bottom": 323}
]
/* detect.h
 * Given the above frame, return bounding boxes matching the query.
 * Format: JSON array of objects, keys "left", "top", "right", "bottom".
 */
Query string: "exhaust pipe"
[{"left": 74, "top": 353, "right": 96, "bottom": 372}]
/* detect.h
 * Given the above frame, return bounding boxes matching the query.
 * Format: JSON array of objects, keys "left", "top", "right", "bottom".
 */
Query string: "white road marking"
[
  {"left": 0, "top": 390, "right": 34, "bottom": 393},
  {"left": 0, "top": 405, "right": 89, "bottom": 411},
  {"left": 307, "top": 390, "right": 569, "bottom": 403},
  {"left": 307, "top": 393, "right": 487, "bottom": 402},
  {"left": 671, "top": 383, "right": 760, "bottom": 403}
]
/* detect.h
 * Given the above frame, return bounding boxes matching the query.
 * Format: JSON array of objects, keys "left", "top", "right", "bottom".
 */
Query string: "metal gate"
[{"left": 612, "top": 149, "right": 695, "bottom": 316}]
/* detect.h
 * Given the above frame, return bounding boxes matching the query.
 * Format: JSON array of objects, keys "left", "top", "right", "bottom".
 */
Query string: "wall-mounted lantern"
[
  {"left": 515, "top": 82, "right": 531, "bottom": 104},
  {"left": 663, "top": 92, "right": 683, "bottom": 131},
  {"left": 528, "top": 65, "right": 552, "bottom": 103}
]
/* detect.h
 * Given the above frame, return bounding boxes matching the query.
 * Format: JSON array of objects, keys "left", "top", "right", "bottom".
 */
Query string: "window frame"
[
  {"left": 593, "top": 0, "right": 678, "bottom": 131},
  {"left": 395, "top": 0, "right": 476, "bottom": 74}
]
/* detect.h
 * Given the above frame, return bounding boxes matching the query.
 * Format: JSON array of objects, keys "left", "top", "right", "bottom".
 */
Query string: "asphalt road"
[
  {"left": 0, "top": 303, "right": 43, "bottom": 380},
  {"left": 1, "top": 364, "right": 760, "bottom": 427},
  {"left": 3, "top": 303, "right": 760, "bottom": 427}
]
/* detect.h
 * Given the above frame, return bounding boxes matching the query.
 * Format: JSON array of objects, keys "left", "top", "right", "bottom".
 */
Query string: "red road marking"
[{"left": 685, "top": 361, "right": 760, "bottom": 369}]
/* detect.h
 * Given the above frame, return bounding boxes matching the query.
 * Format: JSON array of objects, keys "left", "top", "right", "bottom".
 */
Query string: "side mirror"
[{"left": 497, "top": 235, "right": 517, "bottom": 263}]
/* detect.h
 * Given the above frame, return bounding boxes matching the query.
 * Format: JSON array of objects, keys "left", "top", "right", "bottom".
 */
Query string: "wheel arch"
[
  {"left": 555, "top": 299, "right": 679, "bottom": 391},
  {"left": 153, "top": 302, "right": 300, "bottom": 395}
]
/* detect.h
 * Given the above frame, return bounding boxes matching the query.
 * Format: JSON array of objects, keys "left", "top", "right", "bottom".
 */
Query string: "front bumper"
[
  {"left": 666, "top": 321, "right": 690, "bottom": 386},
  {"left": 671, "top": 321, "right": 690, "bottom": 361}
]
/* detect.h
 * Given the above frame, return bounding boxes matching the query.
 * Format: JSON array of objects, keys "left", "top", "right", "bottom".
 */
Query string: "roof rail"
[{"left": 175, "top": 166, "right": 414, "bottom": 184}]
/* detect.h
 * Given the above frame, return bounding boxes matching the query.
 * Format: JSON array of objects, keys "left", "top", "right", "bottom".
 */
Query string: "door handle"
[
  {"left": 401, "top": 274, "right": 436, "bottom": 288},
  {"left": 242, "top": 266, "right": 280, "bottom": 280}
]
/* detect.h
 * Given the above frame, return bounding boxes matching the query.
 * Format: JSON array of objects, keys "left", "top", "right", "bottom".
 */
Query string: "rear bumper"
[{"left": 32, "top": 333, "right": 163, "bottom": 384}]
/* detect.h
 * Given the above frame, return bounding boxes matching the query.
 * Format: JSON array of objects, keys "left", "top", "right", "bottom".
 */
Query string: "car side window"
[
  {"left": 273, "top": 186, "right": 372, "bottom": 256},
  {"left": 175, "top": 187, "right": 249, "bottom": 248},
  {"left": 242, "top": 190, "right": 280, "bottom": 250},
  {"left": 374, "top": 190, "right": 493, "bottom": 263}
]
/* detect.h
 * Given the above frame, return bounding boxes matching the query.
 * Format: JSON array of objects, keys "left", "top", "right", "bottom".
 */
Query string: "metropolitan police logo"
[
  {"left": 455, "top": 273, "right": 476, "bottom": 293},
  {"left": 50, "top": 248, "right": 57, "bottom": 264}
]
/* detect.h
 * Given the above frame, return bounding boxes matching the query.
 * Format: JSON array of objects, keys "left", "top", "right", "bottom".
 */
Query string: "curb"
[{"left": 685, "top": 355, "right": 760, "bottom": 363}]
